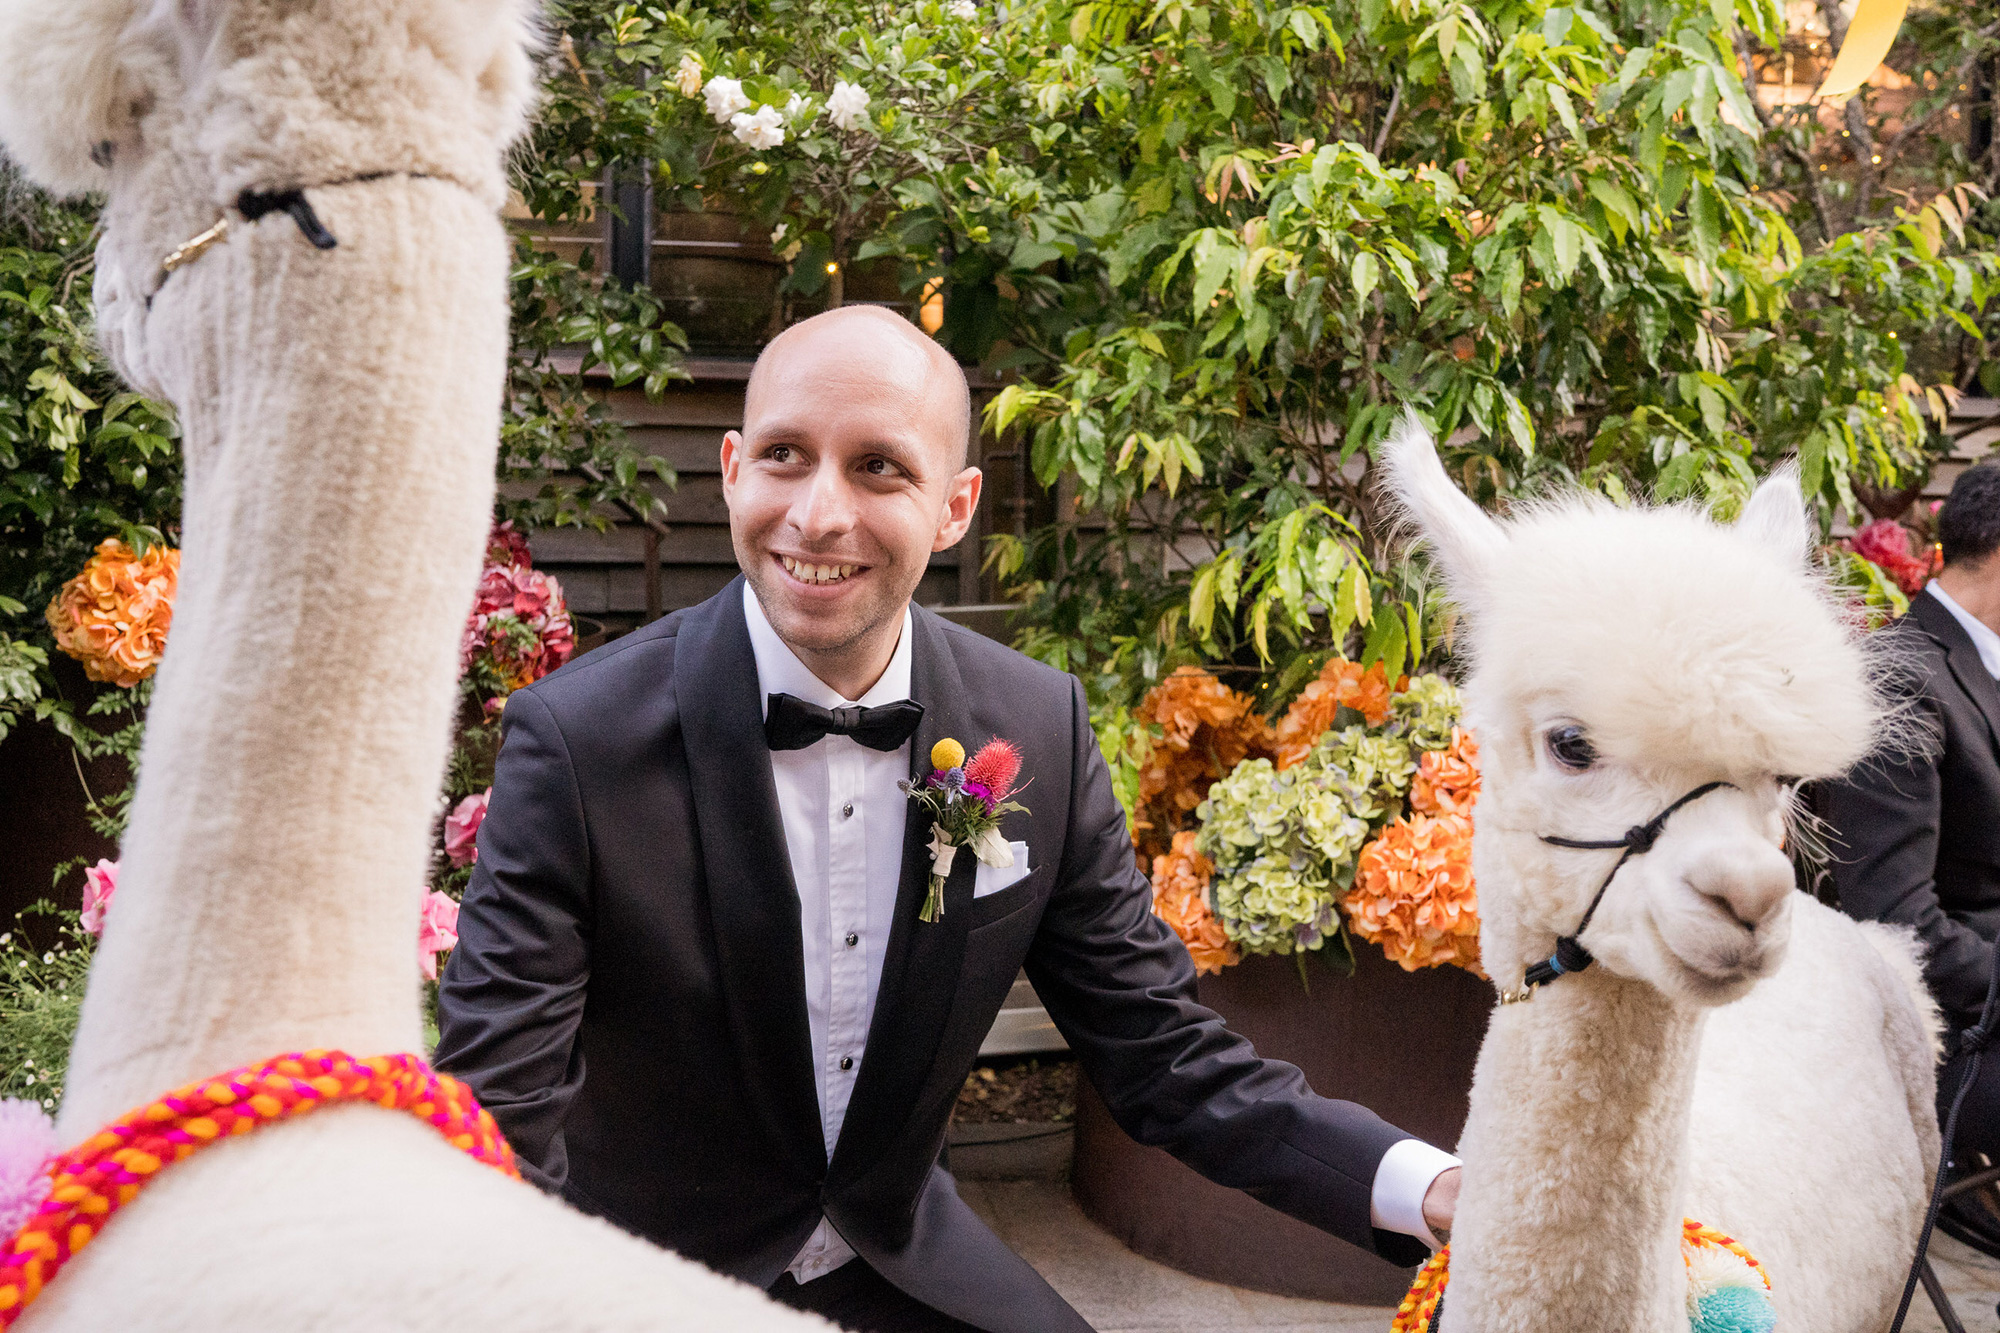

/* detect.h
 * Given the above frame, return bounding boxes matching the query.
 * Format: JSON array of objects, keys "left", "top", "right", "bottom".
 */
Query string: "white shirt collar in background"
[{"left": 1926, "top": 582, "right": 2000, "bottom": 681}]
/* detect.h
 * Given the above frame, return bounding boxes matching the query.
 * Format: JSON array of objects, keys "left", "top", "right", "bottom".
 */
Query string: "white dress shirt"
[
  {"left": 745, "top": 584, "right": 914, "bottom": 1282},
  {"left": 743, "top": 585, "right": 1456, "bottom": 1282},
  {"left": 1928, "top": 582, "right": 2000, "bottom": 680}
]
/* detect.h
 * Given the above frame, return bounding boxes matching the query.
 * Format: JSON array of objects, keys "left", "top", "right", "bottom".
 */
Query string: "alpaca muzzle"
[{"left": 1501, "top": 780, "right": 1737, "bottom": 1004}]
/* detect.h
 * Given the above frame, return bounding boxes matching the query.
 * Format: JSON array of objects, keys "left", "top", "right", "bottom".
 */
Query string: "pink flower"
[
  {"left": 1847, "top": 519, "right": 1934, "bottom": 596},
  {"left": 80, "top": 858, "right": 118, "bottom": 937},
  {"left": 419, "top": 890, "right": 461, "bottom": 981},
  {"left": 443, "top": 790, "right": 490, "bottom": 868},
  {"left": 0, "top": 1099, "right": 57, "bottom": 1235},
  {"left": 964, "top": 739, "right": 1023, "bottom": 802},
  {"left": 487, "top": 520, "right": 534, "bottom": 569}
]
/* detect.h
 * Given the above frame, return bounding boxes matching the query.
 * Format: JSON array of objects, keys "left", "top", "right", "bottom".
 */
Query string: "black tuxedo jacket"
[
  {"left": 436, "top": 578, "right": 1427, "bottom": 1332},
  {"left": 1816, "top": 589, "right": 2000, "bottom": 1031}
]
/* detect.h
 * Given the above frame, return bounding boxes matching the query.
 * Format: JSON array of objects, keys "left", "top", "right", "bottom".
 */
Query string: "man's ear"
[
  {"left": 720, "top": 431, "right": 743, "bottom": 497},
  {"left": 1735, "top": 466, "right": 1813, "bottom": 566},
  {"left": 933, "top": 467, "right": 983, "bottom": 552},
  {"left": 1377, "top": 411, "right": 1507, "bottom": 598}
]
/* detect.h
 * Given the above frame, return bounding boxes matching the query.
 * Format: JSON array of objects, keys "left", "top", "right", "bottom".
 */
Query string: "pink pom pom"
[
  {"left": 964, "top": 739, "right": 1023, "bottom": 802},
  {"left": 0, "top": 1099, "right": 57, "bottom": 1237}
]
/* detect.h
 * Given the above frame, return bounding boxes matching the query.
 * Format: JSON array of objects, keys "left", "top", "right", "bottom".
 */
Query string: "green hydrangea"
[
  {"left": 1318, "top": 725, "right": 1415, "bottom": 818},
  {"left": 1196, "top": 754, "right": 1370, "bottom": 956},
  {"left": 1389, "top": 674, "right": 1463, "bottom": 753}
]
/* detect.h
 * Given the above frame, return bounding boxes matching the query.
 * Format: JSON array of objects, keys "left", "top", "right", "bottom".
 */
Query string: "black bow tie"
[{"left": 764, "top": 693, "right": 925, "bottom": 753}]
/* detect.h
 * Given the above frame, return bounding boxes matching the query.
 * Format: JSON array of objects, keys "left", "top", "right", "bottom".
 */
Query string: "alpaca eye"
[{"left": 1544, "top": 724, "right": 1597, "bottom": 772}]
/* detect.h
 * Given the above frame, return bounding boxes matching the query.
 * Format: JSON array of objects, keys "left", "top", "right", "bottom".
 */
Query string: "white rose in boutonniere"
[{"left": 899, "top": 737, "right": 1027, "bottom": 922}]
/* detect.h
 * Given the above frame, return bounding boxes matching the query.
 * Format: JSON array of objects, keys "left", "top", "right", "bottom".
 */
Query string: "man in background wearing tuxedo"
[
  {"left": 1820, "top": 462, "right": 2000, "bottom": 1256},
  {"left": 437, "top": 305, "right": 1460, "bottom": 1332}
]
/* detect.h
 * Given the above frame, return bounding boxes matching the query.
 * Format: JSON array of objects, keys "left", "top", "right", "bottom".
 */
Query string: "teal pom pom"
[{"left": 1691, "top": 1285, "right": 1776, "bottom": 1333}]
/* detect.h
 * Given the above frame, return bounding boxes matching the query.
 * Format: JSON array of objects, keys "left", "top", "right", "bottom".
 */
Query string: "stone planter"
[
  {"left": 651, "top": 211, "right": 785, "bottom": 354},
  {"left": 1071, "top": 941, "right": 1491, "bottom": 1304}
]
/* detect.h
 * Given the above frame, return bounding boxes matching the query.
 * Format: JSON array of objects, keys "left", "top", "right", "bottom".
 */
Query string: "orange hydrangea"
[
  {"left": 1272, "top": 658, "right": 1405, "bottom": 770},
  {"left": 1131, "top": 667, "right": 1273, "bottom": 859},
  {"left": 46, "top": 537, "right": 180, "bottom": 688},
  {"left": 1344, "top": 812, "right": 1484, "bottom": 976},
  {"left": 1150, "top": 831, "right": 1240, "bottom": 975},
  {"left": 1410, "top": 728, "right": 1480, "bottom": 817}
]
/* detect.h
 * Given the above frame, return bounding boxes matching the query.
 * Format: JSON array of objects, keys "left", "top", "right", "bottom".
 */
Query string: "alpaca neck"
[
  {"left": 57, "top": 181, "right": 506, "bottom": 1135},
  {"left": 1443, "top": 967, "right": 1702, "bottom": 1333}
]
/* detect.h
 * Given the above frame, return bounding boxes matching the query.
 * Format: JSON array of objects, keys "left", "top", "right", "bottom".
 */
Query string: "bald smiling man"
[{"left": 437, "top": 307, "right": 1460, "bottom": 1332}]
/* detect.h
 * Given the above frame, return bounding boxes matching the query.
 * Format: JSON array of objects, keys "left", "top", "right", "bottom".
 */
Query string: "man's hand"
[{"left": 1422, "top": 1166, "right": 1460, "bottom": 1245}]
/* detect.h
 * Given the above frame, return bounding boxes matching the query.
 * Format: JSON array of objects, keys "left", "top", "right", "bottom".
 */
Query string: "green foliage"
[
  {"left": 532, "top": 0, "right": 1049, "bottom": 343},
  {"left": 973, "top": 0, "right": 1998, "bottom": 704},
  {"left": 0, "top": 904, "right": 94, "bottom": 1112}
]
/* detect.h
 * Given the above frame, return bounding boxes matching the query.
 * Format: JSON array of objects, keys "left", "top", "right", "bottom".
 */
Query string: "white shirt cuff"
[{"left": 1369, "top": 1138, "right": 1460, "bottom": 1250}]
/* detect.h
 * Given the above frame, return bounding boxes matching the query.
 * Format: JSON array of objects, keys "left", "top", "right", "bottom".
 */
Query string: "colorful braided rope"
[
  {"left": 0, "top": 1050, "right": 517, "bottom": 1326},
  {"left": 1387, "top": 1218, "right": 1773, "bottom": 1332}
]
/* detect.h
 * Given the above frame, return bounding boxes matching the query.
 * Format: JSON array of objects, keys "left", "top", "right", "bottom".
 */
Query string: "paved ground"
[{"left": 955, "top": 1174, "right": 2000, "bottom": 1333}]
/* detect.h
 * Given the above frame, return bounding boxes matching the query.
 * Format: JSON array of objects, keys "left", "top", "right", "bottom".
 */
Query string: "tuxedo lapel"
[
  {"left": 673, "top": 578, "right": 824, "bottom": 1172},
  {"left": 1913, "top": 592, "right": 2000, "bottom": 754},
  {"left": 831, "top": 608, "right": 979, "bottom": 1177}
]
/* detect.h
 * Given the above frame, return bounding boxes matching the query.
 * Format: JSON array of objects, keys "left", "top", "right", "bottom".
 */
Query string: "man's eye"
[
  {"left": 864, "top": 458, "right": 895, "bottom": 476},
  {"left": 769, "top": 445, "right": 795, "bottom": 463},
  {"left": 1544, "top": 724, "right": 1597, "bottom": 772}
]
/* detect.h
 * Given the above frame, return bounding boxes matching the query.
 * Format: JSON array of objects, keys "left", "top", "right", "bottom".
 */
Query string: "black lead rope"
[
  {"left": 1888, "top": 945, "right": 2000, "bottom": 1333},
  {"left": 1513, "top": 781, "right": 1737, "bottom": 996},
  {"left": 237, "top": 188, "right": 338, "bottom": 250}
]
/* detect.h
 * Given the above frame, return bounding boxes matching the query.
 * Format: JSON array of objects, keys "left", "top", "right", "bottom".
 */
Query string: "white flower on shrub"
[
  {"left": 675, "top": 52, "right": 704, "bottom": 97},
  {"left": 731, "top": 105, "right": 786, "bottom": 149},
  {"left": 704, "top": 75, "right": 750, "bottom": 123},
  {"left": 827, "top": 80, "right": 871, "bottom": 131},
  {"left": 948, "top": 0, "right": 978, "bottom": 17},
  {"left": 785, "top": 91, "right": 808, "bottom": 120}
]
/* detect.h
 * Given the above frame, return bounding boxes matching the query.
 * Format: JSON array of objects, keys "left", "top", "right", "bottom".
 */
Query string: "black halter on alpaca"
[{"left": 1502, "top": 780, "right": 1737, "bottom": 1003}]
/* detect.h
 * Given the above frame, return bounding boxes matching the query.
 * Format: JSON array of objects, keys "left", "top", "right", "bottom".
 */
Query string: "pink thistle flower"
[
  {"left": 419, "top": 890, "right": 461, "bottom": 981},
  {"left": 80, "top": 858, "right": 118, "bottom": 937},
  {"left": 0, "top": 1099, "right": 56, "bottom": 1236},
  {"left": 964, "top": 739, "right": 1022, "bottom": 802},
  {"left": 443, "top": 790, "right": 490, "bottom": 868}
]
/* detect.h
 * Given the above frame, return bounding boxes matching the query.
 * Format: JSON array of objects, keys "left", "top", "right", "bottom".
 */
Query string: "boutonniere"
[{"left": 900, "top": 736, "right": 1028, "bottom": 922}]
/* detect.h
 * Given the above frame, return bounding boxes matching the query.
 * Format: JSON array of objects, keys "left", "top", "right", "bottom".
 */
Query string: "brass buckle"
[{"left": 162, "top": 217, "right": 230, "bottom": 273}]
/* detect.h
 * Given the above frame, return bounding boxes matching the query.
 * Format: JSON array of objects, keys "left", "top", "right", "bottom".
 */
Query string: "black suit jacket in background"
[
  {"left": 436, "top": 577, "right": 1429, "bottom": 1333},
  {"left": 1816, "top": 589, "right": 2000, "bottom": 1032}
]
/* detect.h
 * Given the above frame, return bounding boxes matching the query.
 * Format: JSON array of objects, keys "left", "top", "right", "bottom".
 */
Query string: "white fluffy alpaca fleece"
[
  {"left": 0, "top": 3, "right": 828, "bottom": 1330},
  {"left": 1383, "top": 418, "right": 1942, "bottom": 1333},
  {"left": 0, "top": 0, "right": 156, "bottom": 195}
]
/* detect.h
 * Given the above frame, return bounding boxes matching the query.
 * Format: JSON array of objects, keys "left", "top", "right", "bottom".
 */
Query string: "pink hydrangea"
[
  {"left": 80, "top": 858, "right": 118, "bottom": 937},
  {"left": 419, "top": 890, "right": 461, "bottom": 982},
  {"left": 1847, "top": 519, "right": 1935, "bottom": 597},
  {"left": 458, "top": 523, "right": 576, "bottom": 694},
  {"left": 444, "top": 790, "right": 490, "bottom": 868},
  {"left": 0, "top": 1099, "right": 57, "bottom": 1236}
]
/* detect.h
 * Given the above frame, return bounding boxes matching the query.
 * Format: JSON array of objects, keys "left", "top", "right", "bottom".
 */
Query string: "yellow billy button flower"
[{"left": 931, "top": 738, "right": 966, "bottom": 770}]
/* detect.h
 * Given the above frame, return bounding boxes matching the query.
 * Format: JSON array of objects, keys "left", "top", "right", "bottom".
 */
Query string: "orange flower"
[
  {"left": 1344, "top": 812, "right": 1484, "bottom": 976},
  {"left": 1150, "top": 831, "right": 1240, "bottom": 975},
  {"left": 1130, "top": 668, "right": 1273, "bottom": 859},
  {"left": 1272, "top": 659, "right": 1405, "bottom": 769},
  {"left": 46, "top": 537, "right": 180, "bottom": 688},
  {"left": 1410, "top": 728, "right": 1480, "bottom": 817}
]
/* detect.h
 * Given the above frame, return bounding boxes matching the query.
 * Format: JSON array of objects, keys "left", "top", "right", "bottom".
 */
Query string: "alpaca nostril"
[{"left": 1682, "top": 855, "right": 1793, "bottom": 935}]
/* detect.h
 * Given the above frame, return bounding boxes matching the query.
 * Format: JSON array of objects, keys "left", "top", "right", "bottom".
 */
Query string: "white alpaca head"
[
  {"left": 0, "top": 0, "right": 541, "bottom": 394},
  {"left": 1383, "top": 417, "right": 1880, "bottom": 1007}
]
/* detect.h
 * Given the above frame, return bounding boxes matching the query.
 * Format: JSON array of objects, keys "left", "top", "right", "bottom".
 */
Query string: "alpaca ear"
[
  {"left": 0, "top": 0, "right": 149, "bottom": 196},
  {"left": 1735, "top": 466, "right": 1813, "bottom": 565},
  {"left": 1378, "top": 411, "right": 1508, "bottom": 594}
]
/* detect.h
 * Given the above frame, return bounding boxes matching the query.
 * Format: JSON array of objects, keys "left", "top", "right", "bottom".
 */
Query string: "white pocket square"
[{"left": 972, "top": 841, "right": 1032, "bottom": 898}]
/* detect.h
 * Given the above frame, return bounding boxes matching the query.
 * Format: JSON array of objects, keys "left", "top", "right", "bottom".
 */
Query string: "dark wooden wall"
[{"left": 514, "top": 356, "right": 1040, "bottom": 638}]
